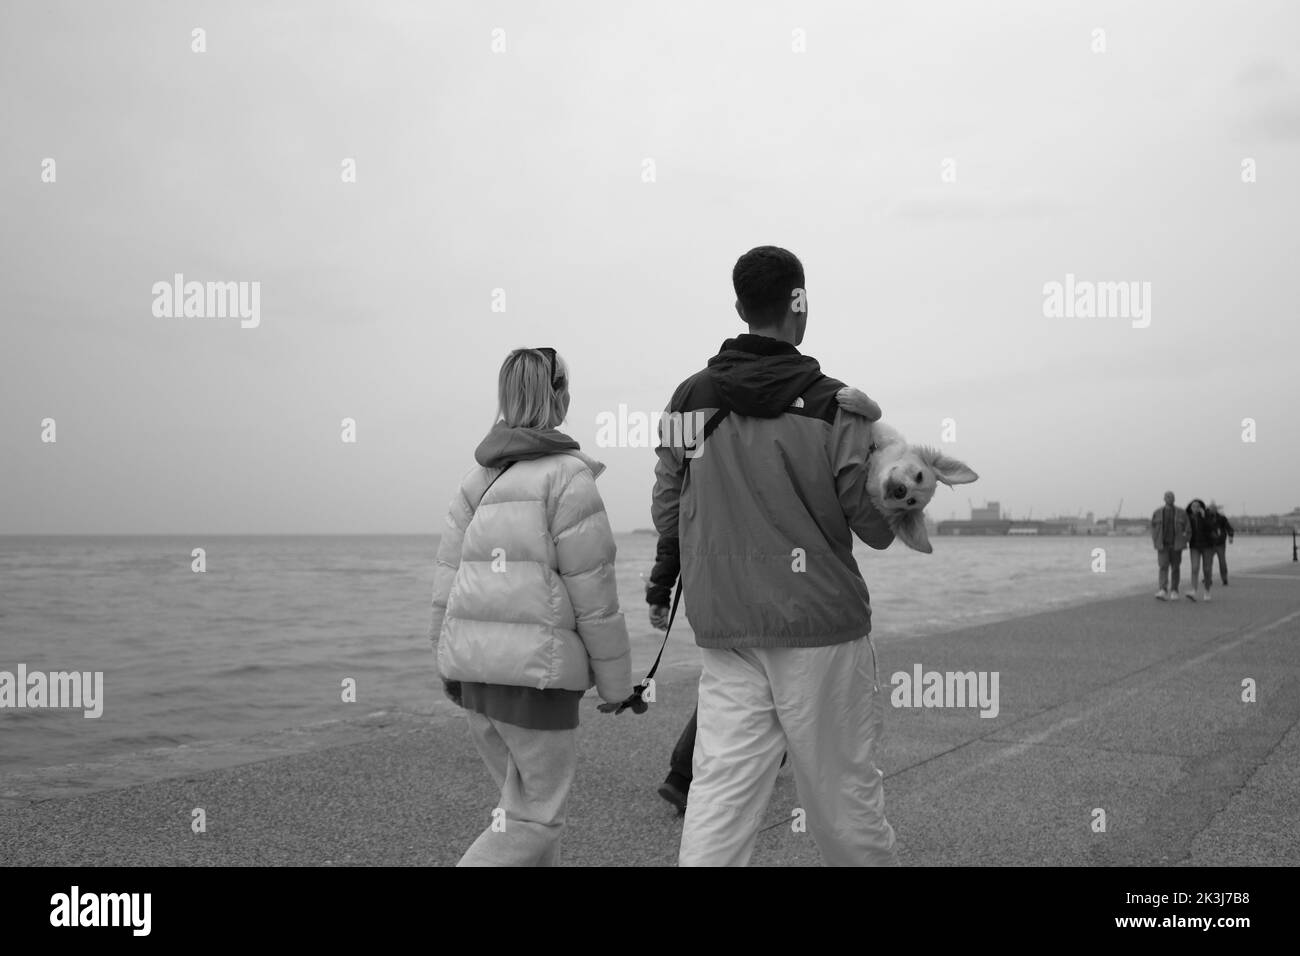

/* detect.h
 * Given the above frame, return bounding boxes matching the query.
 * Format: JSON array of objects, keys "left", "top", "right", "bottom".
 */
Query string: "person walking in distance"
[
  {"left": 1151, "top": 490, "right": 1190, "bottom": 601},
  {"left": 1184, "top": 498, "right": 1215, "bottom": 602},
  {"left": 1208, "top": 502, "right": 1234, "bottom": 586}
]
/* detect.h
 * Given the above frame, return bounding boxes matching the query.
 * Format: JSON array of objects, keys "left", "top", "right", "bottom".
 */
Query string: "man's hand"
[
  {"left": 649, "top": 605, "right": 670, "bottom": 630},
  {"left": 836, "top": 386, "right": 882, "bottom": 422}
]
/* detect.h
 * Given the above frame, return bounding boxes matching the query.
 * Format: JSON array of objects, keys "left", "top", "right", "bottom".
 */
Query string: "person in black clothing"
[
  {"left": 1208, "top": 502, "right": 1235, "bottom": 586},
  {"left": 1185, "top": 498, "right": 1216, "bottom": 602},
  {"left": 643, "top": 571, "right": 694, "bottom": 813}
]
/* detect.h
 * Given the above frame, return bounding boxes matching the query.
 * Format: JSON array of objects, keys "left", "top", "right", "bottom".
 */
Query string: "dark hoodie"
[
  {"left": 648, "top": 334, "right": 894, "bottom": 649},
  {"left": 707, "top": 334, "right": 829, "bottom": 418},
  {"left": 1187, "top": 501, "right": 1216, "bottom": 550},
  {"left": 474, "top": 421, "right": 583, "bottom": 468}
]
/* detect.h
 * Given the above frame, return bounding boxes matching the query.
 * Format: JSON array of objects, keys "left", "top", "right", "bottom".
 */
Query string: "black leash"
[
  {"left": 598, "top": 578, "right": 683, "bottom": 714},
  {"left": 598, "top": 403, "right": 729, "bottom": 715},
  {"left": 479, "top": 462, "right": 513, "bottom": 504}
]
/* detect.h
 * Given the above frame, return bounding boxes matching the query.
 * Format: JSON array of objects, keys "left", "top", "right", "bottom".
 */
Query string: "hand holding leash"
[
  {"left": 599, "top": 580, "right": 683, "bottom": 716},
  {"left": 597, "top": 683, "right": 650, "bottom": 715}
]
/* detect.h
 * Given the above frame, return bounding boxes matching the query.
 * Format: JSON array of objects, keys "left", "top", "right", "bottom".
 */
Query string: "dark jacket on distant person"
[{"left": 1187, "top": 505, "right": 1216, "bottom": 550}]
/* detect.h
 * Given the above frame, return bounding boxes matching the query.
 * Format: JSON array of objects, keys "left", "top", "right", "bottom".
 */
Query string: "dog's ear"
[
  {"left": 919, "top": 446, "right": 978, "bottom": 486},
  {"left": 892, "top": 510, "right": 933, "bottom": 553}
]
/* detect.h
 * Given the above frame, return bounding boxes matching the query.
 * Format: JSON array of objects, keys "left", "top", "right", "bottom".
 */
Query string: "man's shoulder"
[
  {"left": 667, "top": 367, "right": 718, "bottom": 411},
  {"left": 797, "top": 374, "right": 846, "bottom": 422}
]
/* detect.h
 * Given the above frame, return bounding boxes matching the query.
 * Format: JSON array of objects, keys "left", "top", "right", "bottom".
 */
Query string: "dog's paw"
[{"left": 836, "top": 386, "right": 882, "bottom": 421}]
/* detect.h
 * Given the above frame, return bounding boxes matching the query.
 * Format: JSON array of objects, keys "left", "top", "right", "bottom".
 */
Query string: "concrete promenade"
[{"left": 2, "top": 563, "right": 1297, "bottom": 866}]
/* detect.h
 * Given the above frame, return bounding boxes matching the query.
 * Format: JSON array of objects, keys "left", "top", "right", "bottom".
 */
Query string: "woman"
[
  {"left": 1184, "top": 498, "right": 1215, "bottom": 602},
  {"left": 430, "top": 347, "right": 633, "bottom": 866}
]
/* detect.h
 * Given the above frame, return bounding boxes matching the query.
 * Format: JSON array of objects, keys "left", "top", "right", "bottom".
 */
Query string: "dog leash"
[
  {"left": 598, "top": 403, "right": 733, "bottom": 715},
  {"left": 598, "top": 578, "right": 683, "bottom": 714}
]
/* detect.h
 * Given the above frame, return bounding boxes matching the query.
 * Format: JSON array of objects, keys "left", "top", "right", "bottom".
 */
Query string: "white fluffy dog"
[{"left": 836, "top": 387, "right": 978, "bottom": 553}]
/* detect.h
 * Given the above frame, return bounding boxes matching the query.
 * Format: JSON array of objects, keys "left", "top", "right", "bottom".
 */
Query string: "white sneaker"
[
  {"left": 1204, "top": 592, "right": 1212, "bottom": 603},
  {"left": 1185, "top": 590, "right": 1198, "bottom": 602},
  {"left": 1170, "top": 590, "right": 1180, "bottom": 600},
  {"left": 1155, "top": 589, "right": 1168, "bottom": 601}
]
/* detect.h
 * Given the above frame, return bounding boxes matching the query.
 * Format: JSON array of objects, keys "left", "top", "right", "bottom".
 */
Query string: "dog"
[{"left": 836, "top": 387, "right": 978, "bottom": 553}]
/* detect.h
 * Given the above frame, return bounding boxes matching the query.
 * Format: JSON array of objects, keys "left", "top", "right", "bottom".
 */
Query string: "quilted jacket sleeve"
[
  {"left": 430, "top": 480, "right": 474, "bottom": 663},
  {"left": 553, "top": 468, "right": 633, "bottom": 703}
]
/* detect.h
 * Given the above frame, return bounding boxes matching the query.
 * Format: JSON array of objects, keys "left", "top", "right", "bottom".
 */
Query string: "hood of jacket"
[
  {"left": 706, "top": 333, "right": 826, "bottom": 418},
  {"left": 474, "top": 421, "right": 605, "bottom": 478}
]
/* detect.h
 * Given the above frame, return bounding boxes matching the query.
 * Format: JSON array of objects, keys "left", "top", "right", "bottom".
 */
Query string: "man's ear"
[
  {"left": 892, "top": 510, "right": 933, "bottom": 553},
  {"left": 919, "top": 446, "right": 979, "bottom": 486},
  {"left": 734, "top": 300, "right": 745, "bottom": 323}
]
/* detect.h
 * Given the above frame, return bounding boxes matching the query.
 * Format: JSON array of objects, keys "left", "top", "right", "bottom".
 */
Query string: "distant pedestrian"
[
  {"left": 1208, "top": 502, "right": 1234, "bottom": 586},
  {"left": 1151, "top": 490, "right": 1190, "bottom": 601},
  {"left": 1184, "top": 498, "right": 1215, "bottom": 602},
  {"left": 431, "top": 347, "right": 634, "bottom": 867}
]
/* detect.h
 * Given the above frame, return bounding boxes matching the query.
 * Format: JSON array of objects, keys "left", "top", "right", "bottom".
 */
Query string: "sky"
[{"left": 2, "top": 0, "right": 1298, "bottom": 533}]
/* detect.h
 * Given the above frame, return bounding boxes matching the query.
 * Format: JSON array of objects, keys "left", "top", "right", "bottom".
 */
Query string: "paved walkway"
[{"left": 2, "top": 563, "right": 1297, "bottom": 866}]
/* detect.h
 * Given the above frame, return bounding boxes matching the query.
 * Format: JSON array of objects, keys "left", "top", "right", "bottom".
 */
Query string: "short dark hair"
[{"left": 732, "top": 246, "right": 804, "bottom": 326}]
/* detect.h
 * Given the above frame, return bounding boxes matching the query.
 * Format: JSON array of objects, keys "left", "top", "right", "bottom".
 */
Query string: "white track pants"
[
  {"left": 679, "top": 636, "right": 898, "bottom": 867},
  {"left": 458, "top": 712, "right": 577, "bottom": 867}
]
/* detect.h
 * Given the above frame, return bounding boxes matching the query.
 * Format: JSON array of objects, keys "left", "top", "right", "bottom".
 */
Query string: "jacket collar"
[{"left": 721, "top": 333, "right": 802, "bottom": 357}]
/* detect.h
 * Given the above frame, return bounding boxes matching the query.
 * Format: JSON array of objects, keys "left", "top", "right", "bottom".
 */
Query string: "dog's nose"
[{"left": 886, "top": 478, "right": 907, "bottom": 500}]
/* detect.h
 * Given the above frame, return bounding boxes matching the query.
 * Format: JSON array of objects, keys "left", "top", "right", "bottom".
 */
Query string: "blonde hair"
[{"left": 497, "top": 349, "right": 569, "bottom": 428}]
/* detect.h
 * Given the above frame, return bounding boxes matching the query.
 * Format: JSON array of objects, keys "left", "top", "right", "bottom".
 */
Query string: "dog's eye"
[
  {"left": 915, "top": 471, "right": 923, "bottom": 483},
  {"left": 907, "top": 498, "right": 916, "bottom": 506}
]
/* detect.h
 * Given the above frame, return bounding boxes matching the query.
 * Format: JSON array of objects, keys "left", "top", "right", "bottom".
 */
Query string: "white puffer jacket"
[{"left": 431, "top": 426, "right": 632, "bottom": 704}]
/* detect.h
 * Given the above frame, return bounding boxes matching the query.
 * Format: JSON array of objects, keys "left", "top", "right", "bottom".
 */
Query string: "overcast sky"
[{"left": 2, "top": 0, "right": 1297, "bottom": 533}]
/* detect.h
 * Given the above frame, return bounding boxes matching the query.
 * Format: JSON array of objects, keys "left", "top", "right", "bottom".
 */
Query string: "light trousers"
[
  {"left": 458, "top": 711, "right": 577, "bottom": 867},
  {"left": 680, "top": 635, "right": 898, "bottom": 867}
]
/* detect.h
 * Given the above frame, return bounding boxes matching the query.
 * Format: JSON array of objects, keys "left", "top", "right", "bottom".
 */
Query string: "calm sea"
[{"left": 0, "top": 533, "right": 1289, "bottom": 773}]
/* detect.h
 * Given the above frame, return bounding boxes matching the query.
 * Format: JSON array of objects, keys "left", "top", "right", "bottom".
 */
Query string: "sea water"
[{"left": 0, "top": 533, "right": 1289, "bottom": 772}]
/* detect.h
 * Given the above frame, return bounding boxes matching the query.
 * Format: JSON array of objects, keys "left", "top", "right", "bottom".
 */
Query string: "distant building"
[
  {"left": 939, "top": 502, "right": 1150, "bottom": 537},
  {"left": 1234, "top": 509, "right": 1300, "bottom": 534},
  {"left": 1111, "top": 518, "right": 1149, "bottom": 535}
]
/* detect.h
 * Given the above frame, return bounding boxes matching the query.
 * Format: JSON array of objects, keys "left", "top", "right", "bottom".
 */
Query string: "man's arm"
[
  {"left": 829, "top": 407, "right": 894, "bottom": 549},
  {"left": 647, "top": 399, "right": 687, "bottom": 623}
]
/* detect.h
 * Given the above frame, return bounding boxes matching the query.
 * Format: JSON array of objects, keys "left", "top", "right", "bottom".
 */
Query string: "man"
[
  {"left": 1151, "top": 490, "right": 1190, "bottom": 600},
  {"left": 649, "top": 245, "right": 904, "bottom": 866},
  {"left": 1208, "top": 502, "right": 1234, "bottom": 586}
]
